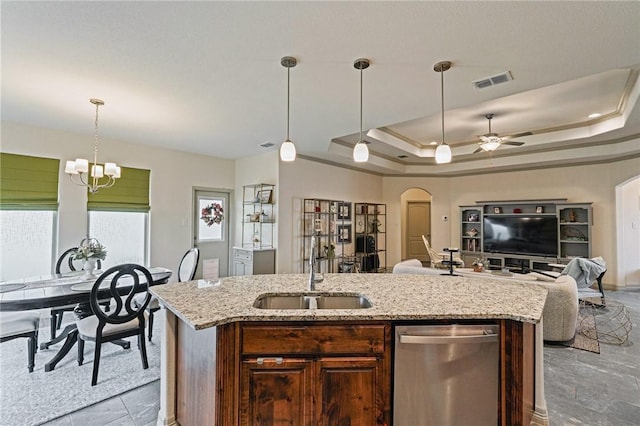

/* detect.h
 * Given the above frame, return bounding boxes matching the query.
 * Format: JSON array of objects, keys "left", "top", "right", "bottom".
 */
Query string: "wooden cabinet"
[
  {"left": 240, "top": 358, "right": 313, "bottom": 425},
  {"left": 316, "top": 357, "right": 381, "bottom": 426},
  {"left": 174, "top": 319, "right": 535, "bottom": 426},
  {"left": 237, "top": 322, "right": 390, "bottom": 426}
]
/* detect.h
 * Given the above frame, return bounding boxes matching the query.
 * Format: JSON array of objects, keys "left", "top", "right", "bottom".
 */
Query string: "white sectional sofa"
[{"left": 392, "top": 259, "right": 579, "bottom": 342}]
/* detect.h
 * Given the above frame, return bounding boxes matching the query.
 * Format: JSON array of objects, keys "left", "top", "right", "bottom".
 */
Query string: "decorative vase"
[
  {"left": 82, "top": 258, "right": 98, "bottom": 279},
  {"left": 473, "top": 265, "right": 484, "bottom": 273}
]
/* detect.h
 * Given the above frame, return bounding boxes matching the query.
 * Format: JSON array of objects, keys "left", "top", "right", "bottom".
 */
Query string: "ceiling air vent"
[
  {"left": 259, "top": 142, "right": 275, "bottom": 148},
  {"left": 473, "top": 71, "right": 513, "bottom": 89}
]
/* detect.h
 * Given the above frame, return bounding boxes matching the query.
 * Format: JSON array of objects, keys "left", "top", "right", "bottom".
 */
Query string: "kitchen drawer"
[
  {"left": 234, "top": 249, "right": 253, "bottom": 262},
  {"left": 241, "top": 323, "right": 385, "bottom": 355}
]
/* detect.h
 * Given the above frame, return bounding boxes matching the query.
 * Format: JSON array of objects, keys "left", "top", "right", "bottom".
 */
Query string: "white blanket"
[{"left": 561, "top": 256, "right": 606, "bottom": 288}]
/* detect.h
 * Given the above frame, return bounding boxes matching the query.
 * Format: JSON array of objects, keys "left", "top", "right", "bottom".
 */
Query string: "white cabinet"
[{"left": 233, "top": 247, "right": 276, "bottom": 276}]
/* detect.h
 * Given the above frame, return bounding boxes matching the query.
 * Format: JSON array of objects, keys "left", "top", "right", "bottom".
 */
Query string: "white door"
[
  {"left": 406, "top": 201, "right": 431, "bottom": 263},
  {"left": 194, "top": 190, "right": 230, "bottom": 279}
]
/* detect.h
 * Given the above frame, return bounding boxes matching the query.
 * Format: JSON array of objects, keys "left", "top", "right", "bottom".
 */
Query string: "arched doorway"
[
  {"left": 400, "top": 188, "right": 432, "bottom": 263},
  {"left": 616, "top": 175, "right": 640, "bottom": 287}
]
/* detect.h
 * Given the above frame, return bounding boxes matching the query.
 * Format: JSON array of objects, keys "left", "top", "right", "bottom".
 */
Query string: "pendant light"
[
  {"left": 65, "top": 98, "right": 121, "bottom": 193},
  {"left": 353, "top": 58, "right": 370, "bottom": 163},
  {"left": 434, "top": 61, "right": 452, "bottom": 164},
  {"left": 280, "top": 56, "right": 297, "bottom": 162}
]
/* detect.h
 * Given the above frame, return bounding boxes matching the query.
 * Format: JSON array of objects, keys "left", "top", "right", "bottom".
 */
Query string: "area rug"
[
  {"left": 0, "top": 317, "right": 161, "bottom": 425},
  {"left": 563, "top": 305, "right": 600, "bottom": 354}
]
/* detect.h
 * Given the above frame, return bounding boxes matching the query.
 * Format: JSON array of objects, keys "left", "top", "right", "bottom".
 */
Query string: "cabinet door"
[
  {"left": 240, "top": 358, "right": 314, "bottom": 426},
  {"left": 316, "top": 357, "right": 383, "bottom": 426},
  {"left": 234, "top": 260, "right": 250, "bottom": 276}
]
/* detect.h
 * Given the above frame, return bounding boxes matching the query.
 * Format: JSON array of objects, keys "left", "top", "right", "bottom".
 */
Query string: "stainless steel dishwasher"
[{"left": 394, "top": 324, "right": 499, "bottom": 426}]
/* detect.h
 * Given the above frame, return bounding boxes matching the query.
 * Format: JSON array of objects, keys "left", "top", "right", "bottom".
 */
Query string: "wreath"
[{"left": 201, "top": 203, "right": 224, "bottom": 226}]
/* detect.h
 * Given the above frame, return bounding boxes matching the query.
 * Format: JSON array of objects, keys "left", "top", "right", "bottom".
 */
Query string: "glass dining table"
[{"left": 0, "top": 266, "right": 172, "bottom": 371}]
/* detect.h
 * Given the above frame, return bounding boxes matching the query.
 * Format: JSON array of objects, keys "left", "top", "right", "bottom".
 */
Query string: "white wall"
[
  {"left": 278, "top": 158, "right": 383, "bottom": 273},
  {"left": 383, "top": 176, "right": 452, "bottom": 268},
  {"left": 1, "top": 121, "right": 235, "bottom": 281}
]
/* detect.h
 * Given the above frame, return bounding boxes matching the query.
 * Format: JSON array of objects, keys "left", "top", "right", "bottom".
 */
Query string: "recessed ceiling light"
[
  {"left": 588, "top": 113, "right": 602, "bottom": 119},
  {"left": 429, "top": 141, "right": 438, "bottom": 145}
]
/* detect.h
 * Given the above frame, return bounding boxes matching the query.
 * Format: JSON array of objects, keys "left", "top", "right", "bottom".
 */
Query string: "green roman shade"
[
  {"left": 0, "top": 153, "right": 60, "bottom": 210},
  {"left": 87, "top": 166, "right": 150, "bottom": 212}
]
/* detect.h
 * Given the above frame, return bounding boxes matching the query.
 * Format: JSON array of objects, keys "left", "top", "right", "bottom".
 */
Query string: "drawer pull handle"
[{"left": 257, "top": 357, "right": 283, "bottom": 365}]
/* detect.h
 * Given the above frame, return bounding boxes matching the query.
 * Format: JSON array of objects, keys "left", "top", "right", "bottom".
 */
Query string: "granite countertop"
[{"left": 150, "top": 273, "right": 548, "bottom": 330}]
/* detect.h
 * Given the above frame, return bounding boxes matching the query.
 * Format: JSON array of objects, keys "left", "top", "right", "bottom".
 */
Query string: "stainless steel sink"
[{"left": 253, "top": 293, "right": 372, "bottom": 310}]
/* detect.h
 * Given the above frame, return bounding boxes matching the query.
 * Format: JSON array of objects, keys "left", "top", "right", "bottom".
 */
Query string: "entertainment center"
[{"left": 460, "top": 200, "right": 592, "bottom": 271}]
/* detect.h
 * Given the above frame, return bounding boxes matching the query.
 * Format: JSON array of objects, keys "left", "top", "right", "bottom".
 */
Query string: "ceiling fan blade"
[
  {"left": 502, "top": 141, "right": 525, "bottom": 146},
  {"left": 472, "top": 146, "right": 485, "bottom": 154},
  {"left": 509, "top": 131, "right": 533, "bottom": 138}
]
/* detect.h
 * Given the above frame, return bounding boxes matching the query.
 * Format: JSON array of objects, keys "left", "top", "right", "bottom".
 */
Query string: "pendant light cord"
[
  {"left": 359, "top": 66, "right": 363, "bottom": 143},
  {"left": 286, "top": 66, "right": 291, "bottom": 141},
  {"left": 440, "top": 67, "right": 445, "bottom": 145},
  {"left": 93, "top": 101, "right": 100, "bottom": 170}
]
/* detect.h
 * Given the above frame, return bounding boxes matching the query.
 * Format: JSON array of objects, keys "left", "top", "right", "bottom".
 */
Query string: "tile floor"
[{"left": 42, "top": 289, "right": 639, "bottom": 426}]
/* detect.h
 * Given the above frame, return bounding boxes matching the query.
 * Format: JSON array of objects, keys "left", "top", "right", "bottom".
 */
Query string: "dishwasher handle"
[{"left": 399, "top": 332, "right": 498, "bottom": 345}]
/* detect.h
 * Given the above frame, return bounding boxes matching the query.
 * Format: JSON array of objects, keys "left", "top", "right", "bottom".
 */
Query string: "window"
[
  {"left": 87, "top": 166, "right": 150, "bottom": 268},
  {"left": 0, "top": 210, "right": 56, "bottom": 281},
  {"left": 198, "top": 196, "right": 225, "bottom": 241},
  {"left": 89, "top": 211, "right": 147, "bottom": 268},
  {"left": 0, "top": 153, "right": 59, "bottom": 281}
]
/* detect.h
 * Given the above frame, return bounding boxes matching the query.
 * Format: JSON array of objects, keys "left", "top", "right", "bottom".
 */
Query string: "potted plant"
[
  {"left": 472, "top": 257, "right": 486, "bottom": 273},
  {"left": 324, "top": 244, "right": 335, "bottom": 259},
  {"left": 74, "top": 238, "right": 107, "bottom": 278}
]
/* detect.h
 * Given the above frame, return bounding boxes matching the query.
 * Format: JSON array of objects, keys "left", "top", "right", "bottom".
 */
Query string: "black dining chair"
[
  {"left": 50, "top": 247, "right": 103, "bottom": 339},
  {"left": 139, "top": 247, "right": 199, "bottom": 341},
  {"left": 0, "top": 312, "right": 40, "bottom": 372},
  {"left": 76, "top": 263, "right": 152, "bottom": 386}
]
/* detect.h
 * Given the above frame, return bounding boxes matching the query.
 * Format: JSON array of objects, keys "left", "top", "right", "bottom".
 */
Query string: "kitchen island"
[{"left": 151, "top": 273, "right": 550, "bottom": 426}]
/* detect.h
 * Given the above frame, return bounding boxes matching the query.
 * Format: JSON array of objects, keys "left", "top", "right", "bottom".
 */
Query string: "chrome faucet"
[{"left": 309, "top": 236, "right": 317, "bottom": 291}]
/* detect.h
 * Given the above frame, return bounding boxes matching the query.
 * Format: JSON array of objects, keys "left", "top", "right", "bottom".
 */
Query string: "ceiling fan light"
[
  {"left": 480, "top": 140, "right": 501, "bottom": 152},
  {"left": 280, "top": 139, "right": 296, "bottom": 162},
  {"left": 435, "top": 143, "right": 451, "bottom": 164},
  {"left": 353, "top": 141, "right": 369, "bottom": 162}
]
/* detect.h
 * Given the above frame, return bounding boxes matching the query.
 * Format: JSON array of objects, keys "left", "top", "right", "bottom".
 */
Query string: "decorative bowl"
[{"left": 466, "top": 229, "right": 479, "bottom": 237}]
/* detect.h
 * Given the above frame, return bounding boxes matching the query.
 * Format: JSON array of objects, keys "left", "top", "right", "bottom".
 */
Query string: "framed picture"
[
  {"left": 536, "top": 206, "right": 544, "bottom": 213},
  {"left": 257, "top": 189, "right": 272, "bottom": 204},
  {"left": 494, "top": 207, "right": 502, "bottom": 214},
  {"left": 337, "top": 202, "right": 352, "bottom": 220},
  {"left": 337, "top": 224, "right": 352, "bottom": 243}
]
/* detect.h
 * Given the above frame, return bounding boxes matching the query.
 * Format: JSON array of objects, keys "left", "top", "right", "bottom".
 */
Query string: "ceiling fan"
[{"left": 473, "top": 114, "right": 528, "bottom": 154}]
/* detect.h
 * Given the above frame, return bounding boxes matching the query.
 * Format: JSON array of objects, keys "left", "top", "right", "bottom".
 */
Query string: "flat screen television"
[{"left": 483, "top": 216, "right": 558, "bottom": 257}]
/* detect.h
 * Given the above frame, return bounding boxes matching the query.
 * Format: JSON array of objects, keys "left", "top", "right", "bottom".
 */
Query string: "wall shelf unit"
[
  {"left": 354, "top": 203, "right": 386, "bottom": 273},
  {"left": 459, "top": 200, "right": 593, "bottom": 269},
  {"left": 241, "top": 183, "right": 275, "bottom": 249},
  {"left": 302, "top": 198, "right": 345, "bottom": 274},
  {"left": 235, "top": 183, "right": 276, "bottom": 276}
]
